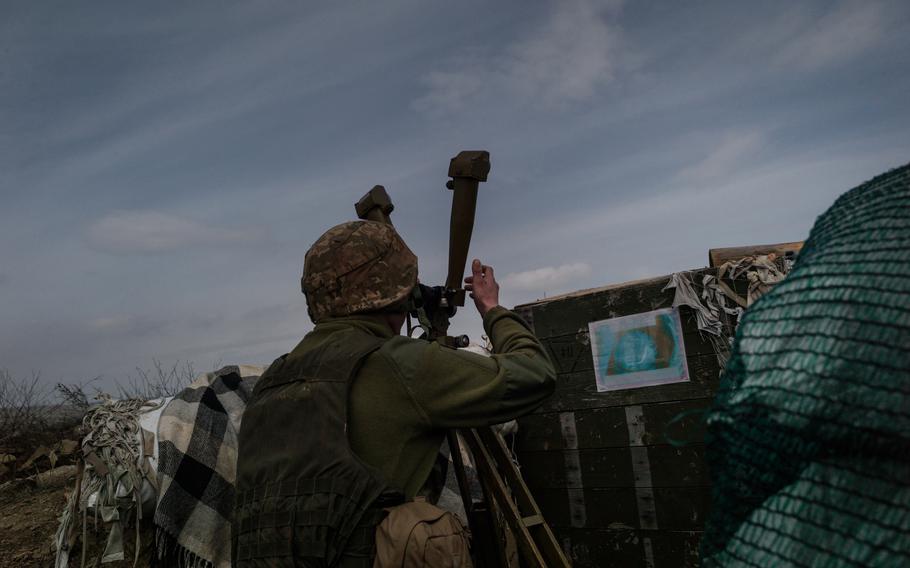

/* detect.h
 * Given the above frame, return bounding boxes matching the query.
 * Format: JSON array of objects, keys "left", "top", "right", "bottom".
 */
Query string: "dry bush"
[
  {"left": 0, "top": 369, "right": 53, "bottom": 446},
  {"left": 0, "top": 360, "right": 196, "bottom": 449},
  {"left": 54, "top": 380, "right": 95, "bottom": 412},
  {"left": 115, "top": 359, "right": 195, "bottom": 400},
  {"left": 0, "top": 361, "right": 197, "bottom": 482}
]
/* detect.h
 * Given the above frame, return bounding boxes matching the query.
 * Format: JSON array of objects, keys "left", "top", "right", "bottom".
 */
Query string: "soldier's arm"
[
  {"left": 383, "top": 305, "right": 555, "bottom": 429},
  {"left": 380, "top": 258, "right": 555, "bottom": 427}
]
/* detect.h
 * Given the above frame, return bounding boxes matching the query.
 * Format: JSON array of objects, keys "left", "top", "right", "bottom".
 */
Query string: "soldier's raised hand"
[{"left": 464, "top": 259, "right": 500, "bottom": 318}]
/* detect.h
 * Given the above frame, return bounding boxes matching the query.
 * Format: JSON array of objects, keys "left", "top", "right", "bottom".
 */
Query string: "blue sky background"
[{"left": 2, "top": 0, "right": 909, "bottom": 389}]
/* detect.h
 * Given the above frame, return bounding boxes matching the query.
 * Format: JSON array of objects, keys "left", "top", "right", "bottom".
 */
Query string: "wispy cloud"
[
  {"left": 774, "top": 1, "right": 888, "bottom": 70},
  {"left": 5, "top": 3, "right": 415, "bottom": 196},
  {"left": 85, "top": 210, "right": 261, "bottom": 254},
  {"left": 729, "top": 1, "right": 891, "bottom": 73},
  {"left": 502, "top": 262, "right": 593, "bottom": 293},
  {"left": 676, "top": 130, "right": 766, "bottom": 185},
  {"left": 414, "top": 0, "right": 623, "bottom": 114},
  {"left": 88, "top": 314, "right": 167, "bottom": 337}
]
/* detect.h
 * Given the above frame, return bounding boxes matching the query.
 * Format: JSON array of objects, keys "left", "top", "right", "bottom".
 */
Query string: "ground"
[
  {"left": 0, "top": 416, "right": 79, "bottom": 567},
  {"left": 0, "top": 481, "right": 66, "bottom": 567}
]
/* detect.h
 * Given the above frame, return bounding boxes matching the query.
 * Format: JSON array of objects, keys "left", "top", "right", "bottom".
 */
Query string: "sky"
[{"left": 2, "top": 0, "right": 909, "bottom": 391}]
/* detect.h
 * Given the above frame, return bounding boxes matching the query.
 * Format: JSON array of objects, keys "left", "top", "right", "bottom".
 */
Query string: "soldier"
[{"left": 234, "top": 220, "right": 556, "bottom": 567}]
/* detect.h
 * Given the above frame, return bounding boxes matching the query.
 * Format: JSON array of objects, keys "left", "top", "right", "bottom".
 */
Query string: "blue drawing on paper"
[{"left": 589, "top": 307, "right": 689, "bottom": 392}]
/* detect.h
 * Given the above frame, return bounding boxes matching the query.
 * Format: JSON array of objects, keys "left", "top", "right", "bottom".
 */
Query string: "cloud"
[
  {"left": 675, "top": 131, "right": 766, "bottom": 185},
  {"left": 728, "top": 2, "right": 892, "bottom": 74},
  {"left": 502, "top": 262, "right": 593, "bottom": 292},
  {"left": 773, "top": 2, "right": 887, "bottom": 70},
  {"left": 5, "top": 4, "right": 413, "bottom": 196},
  {"left": 85, "top": 210, "right": 260, "bottom": 254},
  {"left": 88, "top": 314, "right": 167, "bottom": 337},
  {"left": 489, "top": 146, "right": 908, "bottom": 296},
  {"left": 414, "top": 0, "right": 622, "bottom": 113}
]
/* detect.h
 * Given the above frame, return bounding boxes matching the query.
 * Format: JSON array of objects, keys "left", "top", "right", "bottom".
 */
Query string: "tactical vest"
[{"left": 234, "top": 329, "right": 404, "bottom": 567}]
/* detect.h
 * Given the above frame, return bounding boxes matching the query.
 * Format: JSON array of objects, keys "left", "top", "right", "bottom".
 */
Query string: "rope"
[{"left": 76, "top": 395, "right": 164, "bottom": 567}]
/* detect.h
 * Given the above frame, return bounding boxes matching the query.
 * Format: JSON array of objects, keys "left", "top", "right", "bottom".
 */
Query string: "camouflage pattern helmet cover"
[{"left": 302, "top": 220, "right": 418, "bottom": 322}]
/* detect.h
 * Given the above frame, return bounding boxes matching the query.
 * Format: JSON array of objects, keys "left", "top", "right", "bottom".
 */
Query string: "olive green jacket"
[{"left": 286, "top": 305, "right": 556, "bottom": 498}]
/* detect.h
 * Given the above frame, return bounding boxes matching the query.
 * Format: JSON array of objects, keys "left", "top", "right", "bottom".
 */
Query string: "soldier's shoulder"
[
  {"left": 375, "top": 336, "right": 496, "bottom": 377},
  {"left": 377, "top": 335, "right": 431, "bottom": 360},
  {"left": 362, "top": 335, "right": 427, "bottom": 381},
  {"left": 379, "top": 334, "right": 491, "bottom": 374}
]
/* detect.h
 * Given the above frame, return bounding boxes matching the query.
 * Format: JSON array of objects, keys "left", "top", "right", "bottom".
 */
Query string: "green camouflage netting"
[{"left": 702, "top": 163, "right": 910, "bottom": 567}]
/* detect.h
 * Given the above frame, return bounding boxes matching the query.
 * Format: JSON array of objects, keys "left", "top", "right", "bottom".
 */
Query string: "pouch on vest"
[{"left": 373, "top": 500, "right": 473, "bottom": 568}]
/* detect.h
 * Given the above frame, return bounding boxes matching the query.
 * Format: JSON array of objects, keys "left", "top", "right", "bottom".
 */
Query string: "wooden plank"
[
  {"left": 555, "top": 527, "right": 702, "bottom": 568},
  {"left": 516, "top": 275, "right": 669, "bottom": 308},
  {"left": 523, "top": 269, "right": 713, "bottom": 336},
  {"left": 530, "top": 486, "right": 711, "bottom": 531},
  {"left": 518, "top": 398, "right": 711, "bottom": 452},
  {"left": 641, "top": 399, "right": 709, "bottom": 449},
  {"left": 652, "top": 486, "right": 712, "bottom": 530},
  {"left": 647, "top": 529, "right": 702, "bottom": 568},
  {"left": 540, "top": 333, "right": 596, "bottom": 375},
  {"left": 572, "top": 406, "right": 630, "bottom": 449},
  {"left": 528, "top": 488, "right": 570, "bottom": 531},
  {"left": 647, "top": 445, "right": 709, "bottom": 488},
  {"left": 520, "top": 448, "right": 633, "bottom": 490},
  {"left": 513, "top": 304, "right": 534, "bottom": 329},
  {"left": 560, "top": 527, "right": 647, "bottom": 568},
  {"left": 533, "top": 354, "right": 720, "bottom": 413},
  {"left": 708, "top": 241, "right": 803, "bottom": 267},
  {"left": 519, "top": 446, "right": 708, "bottom": 489},
  {"left": 531, "top": 487, "right": 638, "bottom": 529},
  {"left": 528, "top": 275, "right": 678, "bottom": 339},
  {"left": 516, "top": 413, "right": 567, "bottom": 452}
]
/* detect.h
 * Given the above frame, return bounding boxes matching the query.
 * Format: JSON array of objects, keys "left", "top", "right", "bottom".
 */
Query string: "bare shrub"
[
  {"left": 0, "top": 359, "right": 196, "bottom": 449},
  {"left": 116, "top": 359, "right": 195, "bottom": 400},
  {"left": 0, "top": 369, "right": 52, "bottom": 445},
  {"left": 54, "top": 378, "right": 98, "bottom": 412}
]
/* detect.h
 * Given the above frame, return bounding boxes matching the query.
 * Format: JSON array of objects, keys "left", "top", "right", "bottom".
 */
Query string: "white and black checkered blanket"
[{"left": 154, "top": 365, "right": 263, "bottom": 568}]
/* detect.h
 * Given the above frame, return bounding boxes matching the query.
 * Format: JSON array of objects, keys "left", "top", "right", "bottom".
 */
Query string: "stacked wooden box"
[{"left": 513, "top": 270, "right": 721, "bottom": 568}]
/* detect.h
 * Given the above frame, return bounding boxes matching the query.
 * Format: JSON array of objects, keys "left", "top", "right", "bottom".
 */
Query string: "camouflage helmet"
[{"left": 302, "top": 220, "right": 418, "bottom": 322}]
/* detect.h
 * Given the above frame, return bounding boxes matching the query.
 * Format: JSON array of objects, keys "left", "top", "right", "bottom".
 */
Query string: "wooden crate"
[
  {"left": 513, "top": 270, "right": 720, "bottom": 568},
  {"left": 707, "top": 241, "right": 803, "bottom": 267}
]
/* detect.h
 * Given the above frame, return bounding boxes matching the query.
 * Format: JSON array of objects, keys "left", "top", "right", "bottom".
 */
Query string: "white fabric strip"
[
  {"left": 559, "top": 411, "right": 587, "bottom": 528},
  {"left": 625, "top": 406, "right": 658, "bottom": 530}
]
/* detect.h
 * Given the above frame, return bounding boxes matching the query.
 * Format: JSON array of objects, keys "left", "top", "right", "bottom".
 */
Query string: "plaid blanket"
[{"left": 154, "top": 365, "right": 263, "bottom": 568}]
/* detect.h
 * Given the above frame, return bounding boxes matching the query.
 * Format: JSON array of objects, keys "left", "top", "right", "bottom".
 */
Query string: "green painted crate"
[{"left": 513, "top": 269, "right": 721, "bottom": 568}]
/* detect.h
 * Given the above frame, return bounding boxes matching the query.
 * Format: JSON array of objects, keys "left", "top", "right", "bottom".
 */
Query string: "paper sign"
[{"left": 588, "top": 307, "right": 689, "bottom": 392}]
